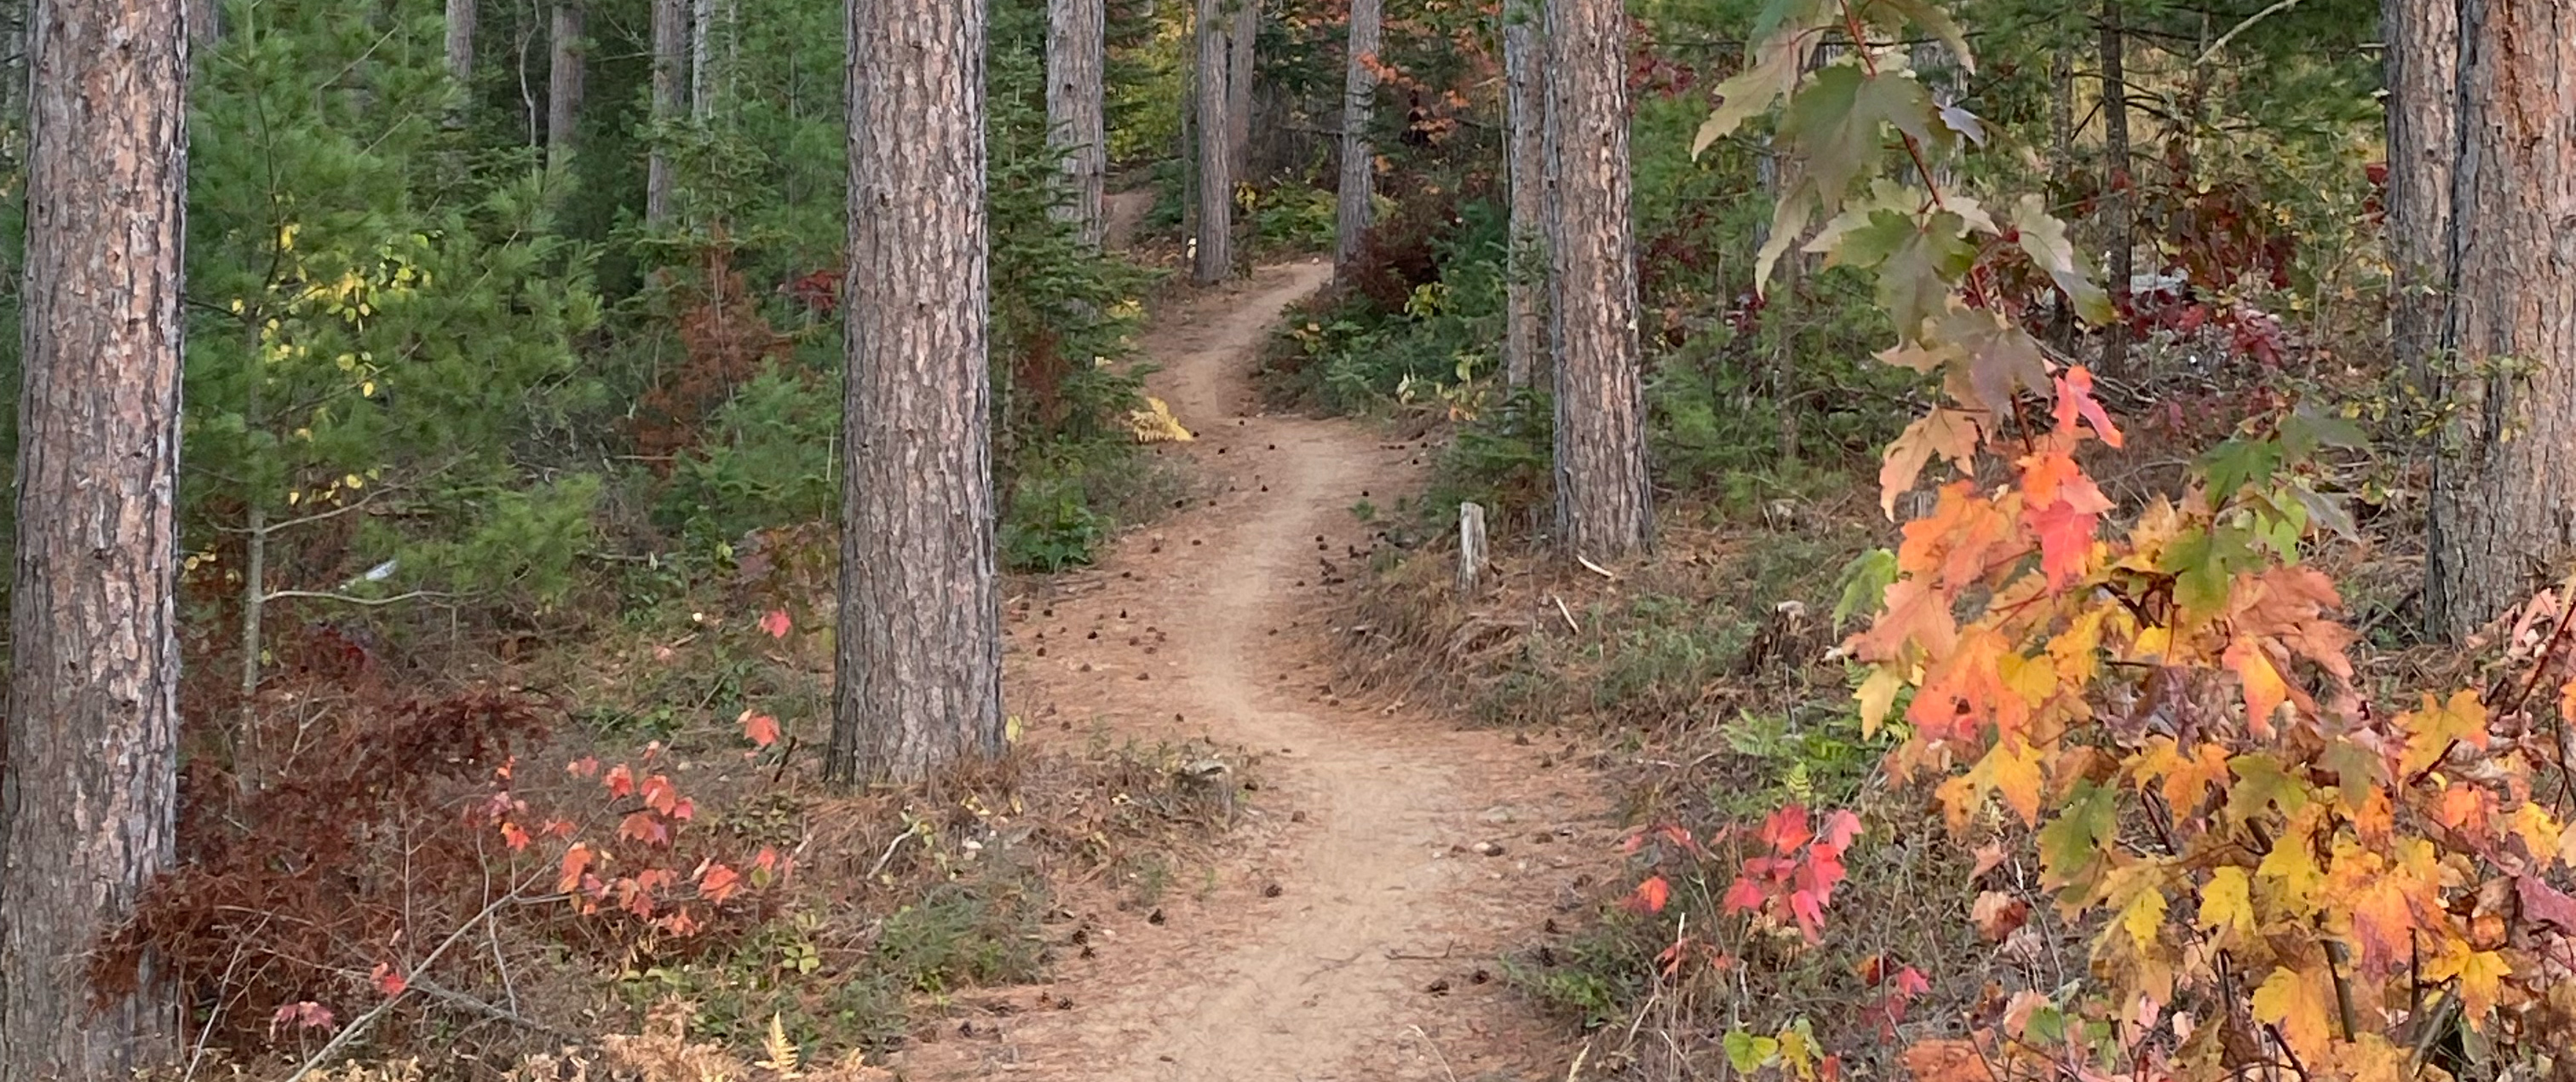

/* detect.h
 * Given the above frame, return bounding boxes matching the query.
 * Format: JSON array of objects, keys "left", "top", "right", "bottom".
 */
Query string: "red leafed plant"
[
  {"left": 1719, "top": 805, "right": 1861, "bottom": 941},
  {"left": 105, "top": 659, "right": 792, "bottom": 1061}
]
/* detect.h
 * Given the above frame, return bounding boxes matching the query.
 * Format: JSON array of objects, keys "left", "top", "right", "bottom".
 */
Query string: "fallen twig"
[{"left": 286, "top": 874, "right": 539, "bottom": 1081}]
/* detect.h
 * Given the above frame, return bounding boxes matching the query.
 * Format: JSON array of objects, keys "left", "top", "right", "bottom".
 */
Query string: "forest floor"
[{"left": 893, "top": 258, "right": 1616, "bottom": 1081}]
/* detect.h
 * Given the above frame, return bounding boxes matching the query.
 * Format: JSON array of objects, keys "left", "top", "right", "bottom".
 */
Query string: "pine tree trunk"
[
  {"left": 1046, "top": 0, "right": 1107, "bottom": 247},
  {"left": 1335, "top": 0, "right": 1381, "bottom": 271},
  {"left": 446, "top": 0, "right": 476, "bottom": 85},
  {"left": 1543, "top": 0, "right": 1650, "bottom": 558},
  {"left": 1192, "top": 0, "right": 1232, "bottom": 284},
  {"left": 2, "top": 0, "right": 188, "bottom": 1074},
  {"left": 832, "top": 0, "right": 1004, "bottom": 782},
  {"left": 648, "top": 0, "right": 684, "bottom": 225},
  {"left": 2096, "top": 0, "right": 2132, "bottom": 377},
  {"left": 1225, "top": 0, "right": 1253, "bottom": 172},
  {"left": 2424, "top": 0, "right": 2576, "bottom": 640},
  {"left": 546, "top": 0, "right": 584, "bottom": 171},
  {"left": 1500, "top": 0, "right": 1543, "bottom": 388},
  {"left": 692, "top": 0, "right": 716, "bottom": 120},
  {"left": 2383, "top": 0, "right": 2456, "bottom": 393}
]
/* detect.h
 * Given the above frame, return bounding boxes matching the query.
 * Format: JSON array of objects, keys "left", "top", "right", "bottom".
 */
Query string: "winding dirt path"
[{"left": 895, "top": 262, "right": 1613, "bottom": 1081}]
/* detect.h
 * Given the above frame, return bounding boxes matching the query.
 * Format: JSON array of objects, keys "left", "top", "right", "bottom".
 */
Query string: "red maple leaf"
[
  {"left": 741, "top": 711, "right": 780, "bottom": 749},
  {"left": 618, "top": 811, "right": 670, "bottom": 846},
  {"left": 759, "top": 609, "right": 792, "bottom": 639},
  {"left": 639, "top": 774, "right": 681, "bottom": 816}
]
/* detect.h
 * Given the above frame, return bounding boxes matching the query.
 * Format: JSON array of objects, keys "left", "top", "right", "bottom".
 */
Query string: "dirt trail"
[{"left": 899, "top": 261, "right": 1609, "bottom": 1082}]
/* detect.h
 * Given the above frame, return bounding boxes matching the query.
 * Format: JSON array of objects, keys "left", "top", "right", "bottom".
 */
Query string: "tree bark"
[
  {"left": 1543, "top": 0, "right": 1650, "bottom": 558},
  {"left": 2383, "top": 0, "right": 2456, "bottom": 393},
  {"left": 2045, "top": 48, "right": 2076, "bottom": 351},
  {"left": 2424, "top": 0, "right": 2576, "bottom": 640},
  {"left": 1335, "top": 0, "right": 1381, "bottom": 271},
  {"left": 692, "top": 0, "right": 716, "bottom": 120},
  {"left": 545, "top": 0, "right": 584, "bottom": 171},
  {"left": 1192, "top": 0, "right": 1232, "bottom": 283},
  {"left": 1500, "top": 0, "right": 1544, "bottom": 388},
  {"left": 1047, "top": 0, "right": 1107, "bottom": 247},
  {"left": 648, "top": 0, "right": 684, "bottom": 225},
  {"left": 2, "top": 0, "right": 188, "bottom": 1075},
  {"left": 446, "top": 0, "right": 476, "bottom": 89},
  {"left": 832, "top": 0, "right": 1004, "bottom": 782},
  {"left": 2096, "top": 0, "right": 2132, "bottom": 377},
  {"left": 1226, "top": 0, "right": 1255, "bottom": 181}
]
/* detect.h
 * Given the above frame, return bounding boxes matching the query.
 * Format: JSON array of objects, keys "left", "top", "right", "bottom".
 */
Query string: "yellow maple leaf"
[
  {"left": 1979, "top": 739, "right": 2047, "bottom": 826},
  {"left": 2251, "top": 965, "right": 2337, "bottom": 1061},
  {"left": 2198, "top": 866, "right": 2256, "bottom": 939},
  {"left": 2398, "top": 689, "right": 2488, "bottom": 778},
  {"left": 1856, "top": 665, "right": 1906, "bottom": 737},
  {"left": 2424, "top": 938, "right": 2512, "bottom": 1026},
  {"left": 2117, "top": 881, "right": 2167, "bottom": 951},
  {"left": 2509, "top": 802, "right": 2562, "bottom": 866},
  {"left": 2256, "top": 815, "right": 2325, "bottom": 916}
]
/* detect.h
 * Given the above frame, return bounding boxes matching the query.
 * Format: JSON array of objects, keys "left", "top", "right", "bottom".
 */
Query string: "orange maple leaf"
[
  {"left": 700, "top": 862, "right": 745, "bottom": 904},
  {"left": 1624, "top": 875, "right": 1671, "bottom": 914},
  {"left": 558, "top": 843, "right": 595, "bottom": 894}
]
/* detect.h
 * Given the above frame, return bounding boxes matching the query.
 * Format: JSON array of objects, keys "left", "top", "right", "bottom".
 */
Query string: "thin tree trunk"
[
  {"left": 648, "top": 0, "right": 684, "bottom": 225},
  {"left": 2096, "top": 0, "right": 2132, "bottom": 377},
  {"left": 1227, "top": 0, "right": 1255, "bottom": 181},
  {"left": 1335, "top": 0, "right": 1381, "bottom": 271},
  {"left": 1544, "top": 0, "right": 1650, "bottom": 559},
  {"left": 446, "top": 0, "right": 477, "bottom": 90},
  {"left": 546, "top": 0, "right": 584, "bottom": 171},
  {"left": 1047, "top": 0, "right": 1107, "bottom": 247},
  {"left": 832, "top": 0, "right": 1003, "bottom": 782},
  {"left": 2046, "top": 49, "right": 2075, "bottom": 351},
  {"left": 1500, "top": 0, "right": 1543, "bottom": 388},
  {"left": 2383, "top": 0, "right": 2456, "bottom": 394},
  {"left": 1192, "top": 0, "right": 1231, "bottom": 283},
  {"left": 692, "top": 0, "right": 715, "bottom": 120},
  {"left": 2, "top": 0, "right": 188, "bottom": 1074},
  {"left": 2424, "top": 0, "right": 2576, "bottom": 640}
]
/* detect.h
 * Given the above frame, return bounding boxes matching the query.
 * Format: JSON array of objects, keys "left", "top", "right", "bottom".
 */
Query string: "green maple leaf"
[
  {"left": 1779, "top": 66, "right": 1937, "bottom": 215},
  {"left": 1933, "top": 306, "right": 2049, "bottom": 411},
  {"left": 2010, "top": 195, "right": 2113, "bottom": 325},
  {"left": 2039, "top": 780, "right": 2118, "bottom": 893},
  {"left": 2225, "top": 753, "right": 2311, "bottom": 826},
  {"left": 1861, "top": 0, "right": 1976, "bottom": 73},
  {"left": 1695, "top": 0, "right": 1836, "bottom": 156},
  {"left": 1723, "top": 1030, "right": 1781, "bottom": 1073}
]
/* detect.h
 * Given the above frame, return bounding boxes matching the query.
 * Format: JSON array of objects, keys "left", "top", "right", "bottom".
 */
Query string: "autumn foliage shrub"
[
  {"left": 110, "top": 682, "right": 786, "bottom": 1064},
  {"left": 1590, "top": 3, "right": 2576, "bottom": 1079}
]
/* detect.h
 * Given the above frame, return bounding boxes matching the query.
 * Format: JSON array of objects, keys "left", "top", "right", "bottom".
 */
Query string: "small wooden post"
[{"left": 1458, "top": 501, "right": 1487, "bottom": 596}]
